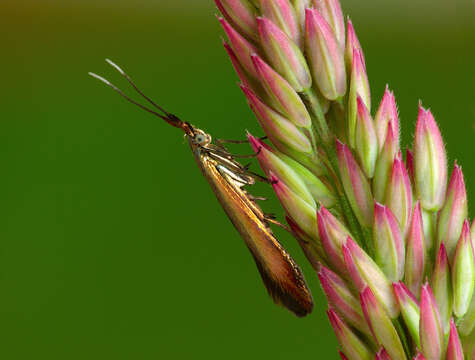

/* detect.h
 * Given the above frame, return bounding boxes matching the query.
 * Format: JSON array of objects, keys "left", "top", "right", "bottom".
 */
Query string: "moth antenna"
[
  {"left": 105, "top": 59, "right": 171, "bottom": 117},
  {"left": 88, "top": 72, "right": 168, "bottom": 121}
]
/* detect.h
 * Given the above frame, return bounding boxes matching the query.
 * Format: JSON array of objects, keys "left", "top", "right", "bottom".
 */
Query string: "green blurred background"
[{"left": 0, "top": 0, "right": 474, "bottom": 359}]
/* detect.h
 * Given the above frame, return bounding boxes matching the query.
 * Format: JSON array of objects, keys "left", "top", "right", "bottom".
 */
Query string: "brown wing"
[{"left": 192, "top": 151, "right": 313, "bottom": 317}]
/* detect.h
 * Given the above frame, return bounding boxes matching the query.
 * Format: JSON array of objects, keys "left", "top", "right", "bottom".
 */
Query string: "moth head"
[{"left": 191, "top": 129, "right": 212, "bottom": 146}]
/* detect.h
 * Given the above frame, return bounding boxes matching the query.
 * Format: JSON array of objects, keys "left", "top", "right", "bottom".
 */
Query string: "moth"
[{"left": 89, "top": 60, "right": 313, "bottom": 317}]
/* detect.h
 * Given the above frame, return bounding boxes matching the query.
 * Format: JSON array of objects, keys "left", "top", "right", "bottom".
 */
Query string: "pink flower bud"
[
  {"left": 336, "top": 140, "right": 374, "bottom": 227},
  {"left": 347, "top": 48, "right": 370, "bottom": 148},
  {"left": 405, "top": 202, "right": 426, "bottom": 298},
  {"left": 431, "top": 243, "right": 453, "bottom": 332},
  {"left": 375, "top": 86, "right": 400, "bottom": 152},
  {"left": 223, "top": 41, "right": 264, "bottom": 96},
  {"left": 375, "top": 348, "right": 392, "bottom": 360},
  {"left": 251, "top": 54, "right": 311, "bottom": 128},
  {"left": 260, "top": 0, "right": 301, "bottom": 47},
  {"left": 327, "top": 309, "right": 373, "bottom": 360},
  {"left": 420, "top": 283, "right": 444, "bottom": 360},
  {"left": 373, "top": 126, "right": 398, "bottom": 202},
  {"left": 270, "top": 172, "right": 317, "bottom": 238},
  {"left": 258, "top": 17, "right": 312, "bottom": 91},
  {"left": 317, "top": 206, "right": 350, "bottom": 275},
  {"left": 318, "top": 266, "right": 372, "bottom": 337},
  {"left": 312, "top": 0, "right": 346, "bottom": 50},
  {"left": 343, "top": 237, "right": 399, "bottom": 318},
  {"left": 355, "top": 97, "right": 378, "bottom": 178},
  {"left": 360, "top": 287, "right": 406, "bottom": 360},
  {"left": 393, "top": 282, "right": 421, "bottom": 347},
  {"left": 305, "top": 8, "right": 346, "bottom": 100},
  {"left": 241, "top": 85, "right": 312, "bottom": 154},
  {"left": 446, "top": 318, "right": 464, "bottom": 360},
  {"left": 452, "top": 221, "right": 475, "bottom": 318},
  {"left": 219, "top": 17, "right": 260, "bottom": 78},
  {"left": 436, "top": 163, "right": 468, "bottom": 260},
  {"left": 385, "top": 154, "right": 413, "bottom": 235},
  {"left": 414, "top": 105, "right": 448, "bottom": 212},
  {"left": 215, "top": 0, "right": 258, "bottom": 41},
  {"left": 373, "top": 203, "right": 405, "bottom": 281},
  {"left": 345, "top": 18, "right": 364, "bottom": 71}
]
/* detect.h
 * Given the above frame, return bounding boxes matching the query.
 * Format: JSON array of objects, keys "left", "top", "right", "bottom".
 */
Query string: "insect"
[{"left": 89, "top": 60, "right": 314, "bottom": 317}]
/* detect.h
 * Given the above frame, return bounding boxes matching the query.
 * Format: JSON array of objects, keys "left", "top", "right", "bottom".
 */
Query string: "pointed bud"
[
  {"left": 345, "top": 18, "right": 364, "bottom": 71},
  {"left": 343, "top": 237, "right": 399, "bottom": 318},
  {"left": 360, "top": 287, "right": 407, "bottom": 360},
  {"left": 414, "top": 105, "right": 448, "bottom": 212},
  {"left": 241, "top": 85, "right": 312, "bottom": 154},
  {"left": 336, "top": 140, "right": 374, "bottom": 227},
  {"left": 393, "top": 282, "right": 421, "bottom": 348},
  {"left": 406, "top": 149, "right": 415, "bottom": 188},
  {"left": 251, "top": 55, "right": 311, "bottom": 128},
  {"left": 327, "top": 309, "right": 373, "bottom": 360},
  {"left": 405, "top": 202, "right": 426, "bottom": 298},
  {"left": 219, "top": 18, "right": 260, "bottom": 78},
  {"left": 386, "top": 154, "right": 413, "bottom": 235},
  {"left": 270, "top": 173, "right": 317, "bottom": 238},
  {"left": 223, "top": 41, "right": 265, "bottom": 97},
  {"left": 257, "top": 17, "right": 312, "bottom": 92},
  {"left": 446, "top": 318, "right": 464, "bottom": 360},
  {"left": 436, "top": 163, "right": 468, "bottom": 260},
  {"left": 420, "top": 283, "right": 444, "bottom": 360},
  {"left": 259, "top": 0, "right": 301, "bottom": 47},
  {"left": 373, "top": 126, "right": 398, "bottom": 202},
  {"left": 373, "top": 203, "right": 405, "bottom": 281},
  {"left": 318, "top": 266, "right": 372, "bottom": 336},
  {"left": 431, "top": 243, "right": 452, "bottom": 333},
  {"left": 317, "top": 206, "right": 351, "bottom": 274},
  {"left": 375, "top": 87, "right": 400, "bottom": 152},
  {"left": 348, "top": 48, "right": 371, "bottom": 148},
  {"left": 452, "top": 221, "right": 475, "bottom": 318},
  {"left": 305, "top": 8, "right": 346, "bottom": 100},
  {"left": 312, "top": 0, "right": 346, "bottom": 50},
  {"left": 287, "top": 216, "right": 325, "bottom": 272},
  {"left": 355, "top": 97, "right": 378, "bottom": 178},
  {"left": 375, "top": 348, "right": 392, "bottom": 360},
  {"left": 248, "top": 134, "right": 315, "bottom": 206},
  {"left": 215, "top": 0, "right": 258, "bottom": 41}
]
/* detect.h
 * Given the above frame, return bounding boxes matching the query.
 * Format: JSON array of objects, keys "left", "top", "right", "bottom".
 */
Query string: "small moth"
[{"left": 90, "top": 60, "right": 313, "bottom": 317}]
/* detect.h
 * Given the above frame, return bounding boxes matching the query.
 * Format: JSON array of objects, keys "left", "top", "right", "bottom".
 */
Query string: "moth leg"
[
  {"left": 216, "top": 136, "right": 267, "bottom": 145},
  {"left": 248, "top": 195, "right": 267, "bottom": 201},
  {"left": 264, "top": 216, "right": 292, "bottom": 233}
]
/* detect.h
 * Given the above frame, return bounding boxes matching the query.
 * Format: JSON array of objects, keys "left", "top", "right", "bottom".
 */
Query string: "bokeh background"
[{"left": 0, "top": 0, "right": 474, "bottom": 359}]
